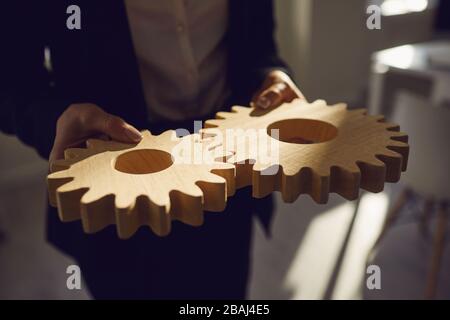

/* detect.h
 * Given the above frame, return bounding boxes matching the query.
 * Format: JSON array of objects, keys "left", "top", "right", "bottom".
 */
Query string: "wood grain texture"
[{"left": 47, "top": 99, "right": 409, "bottom": 238}]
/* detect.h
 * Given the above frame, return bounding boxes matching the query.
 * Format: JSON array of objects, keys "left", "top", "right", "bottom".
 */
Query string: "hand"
[
  {"left": 251, "top": 70, "right": 305, "bottom": 109},
  {"left": 49, "top": 103, "right": 143, "bottom": 162}
]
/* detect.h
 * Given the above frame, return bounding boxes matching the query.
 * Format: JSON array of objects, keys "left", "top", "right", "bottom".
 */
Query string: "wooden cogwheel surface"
[
  {"left": 47, "top": 99, "right": 409, "bottom": 238},
  {"left": 202, "top": 99, "right": 409, "bottom": 203},
  {"left": 47, "top": 130, "right": 235, "bottom": 239}
]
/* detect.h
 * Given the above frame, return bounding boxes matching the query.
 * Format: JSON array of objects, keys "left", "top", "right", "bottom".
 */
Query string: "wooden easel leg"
[{"left": 424, "top": 202, "right": 448, "bottom": 300}]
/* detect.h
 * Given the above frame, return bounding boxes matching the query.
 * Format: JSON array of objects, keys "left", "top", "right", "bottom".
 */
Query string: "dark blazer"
[
  {"left": 0, "top": 0, "right": 289, "bottom": 298},
  {"left": 1, "top": 0, "right": 289, "bottom": 158}
]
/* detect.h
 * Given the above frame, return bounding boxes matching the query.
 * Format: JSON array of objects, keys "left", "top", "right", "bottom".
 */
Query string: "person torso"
[{"left": 124, "top": 0, "right": 229, "bottom": 122}]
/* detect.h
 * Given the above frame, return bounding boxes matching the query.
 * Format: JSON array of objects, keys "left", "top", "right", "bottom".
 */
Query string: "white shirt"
[{"left": 125, "top": 0, "right": 229, "bottom": 122}]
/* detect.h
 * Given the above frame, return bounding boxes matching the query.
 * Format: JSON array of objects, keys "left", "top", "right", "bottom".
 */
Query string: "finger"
[
  {"left": 49, "top": 145, "right": 64, "bottom": 163},
  {"left": 252, "top": 75, "right": 276, "bottom": 97},
  {"left": 103, "top": 115, "right": 143, "bottom": 143},
  {"left": 286, "top": 83, "right": 305, "bottom": 101},
  {"left": 268, "top": 70, "right": 306, "bottom": 101},
  {"left": 88, "top": 110, "right": 143, "bottom": 143},
  {"left": 254, "top": 82, "right": 287, "bottom": 109}
]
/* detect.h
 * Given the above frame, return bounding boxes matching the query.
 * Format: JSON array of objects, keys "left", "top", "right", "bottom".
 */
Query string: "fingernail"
[
  {"left": 256, "top": 95, "right": 271, "bottom": 109},
  {"left": 125, "top": 126, "right": 143, "bottom": 142}
]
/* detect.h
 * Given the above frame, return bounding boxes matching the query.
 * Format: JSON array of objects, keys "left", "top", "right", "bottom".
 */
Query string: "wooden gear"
[
  {"left": 202, "top": 99, "right": 409, "bottom": 203},
  {"left": 47, "top": 130, "right": 235, "bottom": 238},
  {"left": 47, "top": 99, "right": 409, "bottom": 238}
]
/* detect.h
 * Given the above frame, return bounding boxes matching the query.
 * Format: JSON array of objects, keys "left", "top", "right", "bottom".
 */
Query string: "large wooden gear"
[
  {"left": 47, "top": 99, "right": 409, "bottom": 238},
  {"left": 202, "top": 99, "right": 409, "bottom": 203}
]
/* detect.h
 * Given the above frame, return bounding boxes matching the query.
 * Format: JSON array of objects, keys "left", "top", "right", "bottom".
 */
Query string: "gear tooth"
[
  {"left": 231, "top": 106, "right": 252, "bottom": 114},
  {"left": 204, "top": 119, "right": 224, "bottom": 128},
  {"left": 390, "top": 131, "right": 408, "bottom": 143},
  {"left": 280, "top": 171, "right": 301, "bottom": 203},
  {"left": 376, "top": 145, "right": 408, "bottom": 181},
  {"left": 136, "top": 195, "right": 171, "bottom": 237},
  {"left": 55, "top": 182, "right": 88, "bottom": 222},
  {"left": 252, "top": 163, "right": 281, "bottom": 198},
  {"left": 114, "top": 198, "right": 141, "bottom": 239},
  {"left": 387, "top": 139, "right": 409, "bottom": 148},
  {"left": 210, "top": 163, "right": 236, "bottom": 197},
  {"left": 384, "top": 122, "right": 400, "bottom": 131},
  {"left": 308, "top": 168, "right": 331, "bottom": 204},
  {"left": 367, "top": 114, "right": 385, "bottom": 122},
  {"left": 311, "top": 99, "right": 327, "bottom": 107},
  {"left": 281, "top": 163, "right": 301, "bottom": 177},
  {"left": 279, "top": 167, "right": 312, "bottom": 203},
  {"left": 200, "top": 127, "right": 220, "bottom": 138},
  {"left": 169, "top": 189, "right": 204, "bottom": 226},
  {"left": 79, "top": 187, "right": 101, "bottom": 204},
  {"left": 329, "top": 165, "right": 361, "bottom": 200},
  {"left": 331, "top": 103, "right": 348, "bottom": 111},
  {"left": 141, "top": 130, "right": 153, "bottom": 138},
  {"left": 183, "top": 183, "right": 204, "bottom": 198},
  {"left": 387, "top": 143, "right": 409, "bottom": 171},
  {"left": 80, "top": 192, "right": 115, "bottom": 234},
  {"left": 114, "top": 192, "right": 137, "bottom": 211},
  {"left": 338, "top": 161, "right": 361, "bottom": 174},
  {"left": 225, "top": 153, "right": 238, "bottom": 165},
  {"left": 253, "top": 162, "right": 281, "bottom": 179},
  {"left": 381, "top": 147, "right": 404, "bottom": 158},
  {"left": 177, "top": 131, "right": 196, "bottom": 150},
  {"left": 147, "top": 191, "right": 171, "bottom": 214},
  {"left": 229, "top": 162, "right": 251, "bottom": 189},
  {"left": 56, "top": 179, "right": 80, "bottom": 193},
  {"left": 115, "top": 207, "right": 139, "bottom": 239},
  {"left": 47, "top": 168, "right": 73, "bottom": 180},
  {"left": 158, "top": 129, "right": 177, "bottom": 141},
  {"left": 196, "top": 174, "right": 227, "bottom": 211},
  {"left": 201, "top": 171, "right": 227, "bottom": 184},
  {"left": 362, "top": 155, "right": 386, "bottom": 167},
  {"left": 190, "top": 133, "right": 202, "bottom": 142},
  {"left": 47, "top": 174, "right": 74, "bottom": 207},
  {"left": 216, "top": 111, "right": 234, "bottom": 119},
  {"left": 356, "top": 158, "right": 386, "bottom": 193},
  {"left": 64, "top": 148, "right": 90, "bottom": 160},
  {"left": 252, "top": 161, "right": 270, "bottom": 172},
  {"left": 199, "top": 136, "right": 215, "bottom": 144},
  {"left": 213, "top": 161, "right": 235, "bottom": 171},
  {"left": 50, "top": 159, "right": 76, "bottom": 173}
]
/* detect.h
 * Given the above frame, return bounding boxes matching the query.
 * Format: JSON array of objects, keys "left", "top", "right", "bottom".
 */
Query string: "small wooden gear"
[
  {"left": 47, "top": 130, "right": 235, "bottom": 239},
  {"left": 202, "top": 99, "right": 409, "bottom": 203}
]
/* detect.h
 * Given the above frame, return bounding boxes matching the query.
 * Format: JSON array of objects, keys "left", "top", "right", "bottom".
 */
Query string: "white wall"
[{"left": 274, "top": 0, "right": 436, "bottom": 105}]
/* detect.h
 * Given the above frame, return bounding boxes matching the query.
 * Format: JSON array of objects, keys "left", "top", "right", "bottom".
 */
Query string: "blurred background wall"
[{"left": 275, "top": 0, "right": 437, "bottom": 105}]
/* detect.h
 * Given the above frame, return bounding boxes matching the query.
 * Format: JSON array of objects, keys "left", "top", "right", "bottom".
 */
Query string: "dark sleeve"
[
  {"left": 0, "top": 2, "right": 71, "bottom": 159},
  {"left": 227, "top": 0, "right": 292, "bottom": 104}
]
